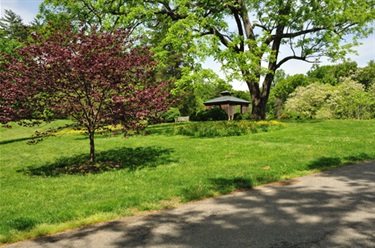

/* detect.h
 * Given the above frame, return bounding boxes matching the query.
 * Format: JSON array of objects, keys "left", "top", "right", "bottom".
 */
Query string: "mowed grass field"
[{"left": 1, "top": 119, "right": 374, "bottom": 243}]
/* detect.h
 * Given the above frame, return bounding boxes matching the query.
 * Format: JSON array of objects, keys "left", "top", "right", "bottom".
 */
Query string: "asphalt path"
[{"left": 3, "top": 160, "right": 375, "bottom": 248}]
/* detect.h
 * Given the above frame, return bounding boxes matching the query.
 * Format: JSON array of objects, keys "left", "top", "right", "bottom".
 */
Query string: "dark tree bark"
[{"left": 89, "top": 131, "right": 95, "bottom": 164}]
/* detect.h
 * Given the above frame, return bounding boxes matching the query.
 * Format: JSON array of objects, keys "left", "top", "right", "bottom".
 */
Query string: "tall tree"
[
  {"left": 269, "top": 74, "right": 311, "bottom": 118},
  {"left": 0, "top": 9, "right": 28, "bottom": 39},
  {"left": 40, "top": 0, "right": 375, "bottom": 119},
  {"left": 39, "top": 0, "right": 140, "bottom": 30},
  {"left": 39, "top": 0, "right": 194, "bottom": 113},
  {"left": 355, "top": 60, "right": 375, "bottom": 90},
  {"left": 103, "top": 0, "right": 375, "bottom": 119},
  {"left": 307, "top": 61, "right": 358, "bottom": 85},
  {"left": 0, "top": 10, "right": 29, "bottom": 54},
  {"left": 0, "top": 23, "right": 172, "bottom": 164}
]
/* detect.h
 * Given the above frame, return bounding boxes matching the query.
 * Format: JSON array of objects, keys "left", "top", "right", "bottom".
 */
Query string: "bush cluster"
[
  {"left": 161, "top": 108, "right": 181, "bottom": 122},
  {"left": 189, "top": 107, "right": 228, "bottom": 121},
  {"left": 174, "top": 120, "right": 285, "bottom": 138},
  {"left": 284, "top": 80, "right": 375, "bottom": 119}
]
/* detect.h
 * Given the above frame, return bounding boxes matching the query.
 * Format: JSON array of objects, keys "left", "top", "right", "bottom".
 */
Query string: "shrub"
[
  {"left": 327, "top": 79, "right": 373, "bottom": 119},
  {"left": 233, "top": 113, "right": 243, "bottom": 120},
  {"left": 284, "top": 83, "right": 334, "bottom": 118},
  {"left": 174, "top": 120, "right": 285, "bottom": 138},
  {"left": 284, "top": 80, "right": 374, "bottom": 120},
  {"left": 190, "top": 107, "right": 228, "bottom": 121},
  {"left": 161, "top": 108, "right": 181, "bottom": 122}
]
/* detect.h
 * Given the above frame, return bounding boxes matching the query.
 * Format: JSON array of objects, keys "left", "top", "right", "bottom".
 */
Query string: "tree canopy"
[
  {"left": 39, "top": 0, "right": 375, "bottom": 119},
  {"left": 307, "top": 61, "right": 359, "bottom": 85},
  {"left": 355, "top": 60, "right": 375, "bottom": 90},
  {"left": 0, "top": 9, "right": 29, "bottom": 54},
  {"left": 267, "top": 60, "right": 375, "bottom": 119},
  {"left": 268, "top": 74, "right": 311, "bottom": 118},
  {"left": 0, "top": 23, "right": 172, "bottom": 163}
]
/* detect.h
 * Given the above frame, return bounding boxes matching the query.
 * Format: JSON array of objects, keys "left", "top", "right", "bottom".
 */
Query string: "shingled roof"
[{"left": 204, "top": 91, "right": 250, "bottom": 106}]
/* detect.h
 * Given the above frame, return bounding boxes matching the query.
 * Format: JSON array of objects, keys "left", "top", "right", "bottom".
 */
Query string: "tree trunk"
[
  {"left": 246, "top": 77, "right": 269, "bottom": 120},
  {"left": 275, "top": 98, "right": 284, "bottom": 119},
  {"left": 250, "top": 97, "right": 267, "bottom": 120},
  {"left": 89, "top": 131, "right": 95, "bottom": 164},
  {"left": 246, "top": 72, "right": 275, "bottom": 120}
]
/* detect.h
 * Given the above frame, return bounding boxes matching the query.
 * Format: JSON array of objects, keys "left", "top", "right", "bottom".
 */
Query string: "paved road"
[{"left": 4, "top": 161, "right": 375, "bottom": 248}]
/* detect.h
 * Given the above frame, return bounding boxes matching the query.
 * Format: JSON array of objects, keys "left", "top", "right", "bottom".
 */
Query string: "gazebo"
[{"left": 204, "top": 91, "right": 250, "bottom": 120}]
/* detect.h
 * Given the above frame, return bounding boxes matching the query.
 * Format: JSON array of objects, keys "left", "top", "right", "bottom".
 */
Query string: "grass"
[{"left": 1, "top": 119, "right": 374, "bottom": 244}]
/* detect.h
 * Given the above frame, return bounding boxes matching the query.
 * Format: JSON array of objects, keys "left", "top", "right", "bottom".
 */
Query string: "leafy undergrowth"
[
  {"left": 1, "top": 119, "right": 374, "bottom": 244},
  {"left": 149, "top": 120, "right": 285, "bottom": 137}
]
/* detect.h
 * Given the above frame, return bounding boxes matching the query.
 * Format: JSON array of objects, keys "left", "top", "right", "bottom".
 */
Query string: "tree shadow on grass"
[
  {"left": 19, "top": 146, "right": 175, "bottom": 177},
  {"left": 210, "top": 177, "right": 253, "bottom": 193},
  {"left": 308, "top": 153, "right": 372, "bottom": 171},
  {"left": 0, "top": 136, "right": 36, "bottom": 145},
  {"left": 179, "top": 177, "right": 253, "bottom": 203}
]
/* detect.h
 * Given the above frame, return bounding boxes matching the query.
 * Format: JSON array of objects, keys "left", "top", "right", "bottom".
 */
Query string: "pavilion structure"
[{"left": 203, "top": 91, "right": 250, "bottom": 120}]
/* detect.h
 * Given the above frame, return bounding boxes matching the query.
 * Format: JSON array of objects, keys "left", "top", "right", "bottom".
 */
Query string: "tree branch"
[
  {"left": 237, "top": 2, "right": 256, "bottom": 51},
  {"left": 229, "top": 6, "right": 244, "bottom": 52},
  {"left": 154, "top": 1, "right": 187, "bottom": 20},
  {"left": 81, "top": 0, "right": 102, "bottom": 25},
  {"left": 253, "top": 23, "right": 271, "bottom": 33},
  {"left": 282, "top": 22, "right": 357, "bottom": 40},
  {"left": 206, "top": 27, "right": 235, "bottom": 50},
  {"left": 276, "top": 55, "right": 318, "bottom": 70}
]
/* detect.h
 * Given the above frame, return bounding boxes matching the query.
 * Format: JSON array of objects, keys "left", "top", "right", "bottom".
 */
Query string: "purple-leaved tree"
[{"left": 0, "top": 23, "right": 172, "bottom": 164}]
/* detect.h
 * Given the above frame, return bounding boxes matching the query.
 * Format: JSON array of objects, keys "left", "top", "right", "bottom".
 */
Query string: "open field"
[{"left": 1, "top": 120, "right": 374, "bottom": 244}]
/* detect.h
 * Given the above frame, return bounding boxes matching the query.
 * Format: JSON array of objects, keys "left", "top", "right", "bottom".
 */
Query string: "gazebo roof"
[{"left": 204, "top": 91, "right": 250, "bottom": 106}]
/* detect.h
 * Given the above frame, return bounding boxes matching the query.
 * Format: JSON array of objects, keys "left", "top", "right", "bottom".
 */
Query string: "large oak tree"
[{"left": 0, "top": 23, "right": 171, "bottom": 164}]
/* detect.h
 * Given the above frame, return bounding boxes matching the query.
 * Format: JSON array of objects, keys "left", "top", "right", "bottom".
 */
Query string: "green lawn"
[{"left": 1, "top": 119, "right": 374, "bottom": 243}]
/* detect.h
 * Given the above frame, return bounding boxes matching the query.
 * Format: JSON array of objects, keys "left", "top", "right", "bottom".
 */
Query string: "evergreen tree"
[
  {"left": 0, "top": 9, "right": 28, "bottom": 40},
  {"left": 0, "top": 10, "right": 28, "bottom": 54}
]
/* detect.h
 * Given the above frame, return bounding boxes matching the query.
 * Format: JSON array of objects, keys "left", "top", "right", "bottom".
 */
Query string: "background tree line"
[
  {"left": 268, "top": 61, "right": 375, "bottom": 120},
  {"left": 1, "top": 1, "right": 375, "bottom": 124},
  {"left": 1, "top": 2, "right": 374, "bottom": 165},
  {"left": 31, "top": 0, "right": 375, "bottom": 120}
]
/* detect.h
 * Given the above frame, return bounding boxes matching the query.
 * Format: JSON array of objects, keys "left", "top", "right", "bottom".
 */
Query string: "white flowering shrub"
[
  {"left": 328, "top": 79, "right": 373, "bottom": 119},
  {"left": 284, "top": 83, "right": 334, "bottom": 118},
  {"left": 284, "top": 80, "right": 374, "bottom": 119}
]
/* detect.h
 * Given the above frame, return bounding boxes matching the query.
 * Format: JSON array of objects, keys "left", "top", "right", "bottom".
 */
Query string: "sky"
[{"left": 1, "top": 0, "right": 374, "bottom": 90}]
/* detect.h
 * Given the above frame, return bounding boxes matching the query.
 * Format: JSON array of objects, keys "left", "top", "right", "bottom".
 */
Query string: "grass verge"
[{"left": 0, "top": 119, "right": 374, "bottom": 244}]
